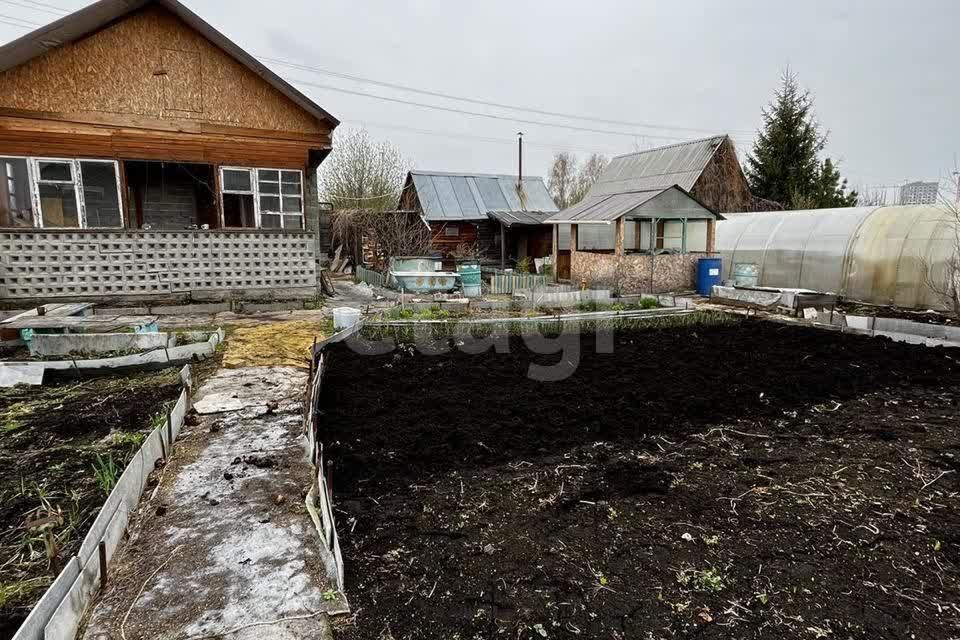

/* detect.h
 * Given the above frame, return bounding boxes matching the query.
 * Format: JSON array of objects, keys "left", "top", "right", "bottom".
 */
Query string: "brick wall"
[
  {"left": 571, "top": 251, "right": 706, "bottom": 294},
  {"left": 142, "top": 180, "right": 196, "bottom": 229},
  {"left": 0, "top": 229, "right": 318, "bottom": 301}
]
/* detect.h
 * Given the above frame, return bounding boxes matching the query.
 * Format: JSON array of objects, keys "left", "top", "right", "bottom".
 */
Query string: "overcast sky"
[{"left": 2, "top": 0, "right": 958, "bottom": 193}]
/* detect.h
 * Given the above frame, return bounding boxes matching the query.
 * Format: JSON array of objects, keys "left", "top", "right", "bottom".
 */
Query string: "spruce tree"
[{"left": 745, "top": 70, "right": 856, "bottom": 209}]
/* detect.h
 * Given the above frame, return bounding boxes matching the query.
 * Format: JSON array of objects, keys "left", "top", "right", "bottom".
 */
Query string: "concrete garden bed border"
[
  {"left": 0, "top": 330, "right": 223, "bottom": 387},
  {"left": 12, "top": 364, "right": 193, "bottom": 640},
  {"left": 302, "top": 320, "right": 366, "bottom": 594}
]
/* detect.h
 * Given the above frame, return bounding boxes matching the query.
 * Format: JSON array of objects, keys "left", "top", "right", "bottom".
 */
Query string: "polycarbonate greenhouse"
[{"left": 715, "top": 205, "right": 959, "bottom": 311}]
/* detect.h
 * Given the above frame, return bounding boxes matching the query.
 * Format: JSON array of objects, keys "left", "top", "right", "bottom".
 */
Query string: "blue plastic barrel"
[{"left": 696, "top": 257, "right": 723, "bottom": 296}]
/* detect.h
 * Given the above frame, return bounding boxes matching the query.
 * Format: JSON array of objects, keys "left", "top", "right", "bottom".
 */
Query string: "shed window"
[
  {"left": 221, "top": 167, "right": 304, "bottom": 230},
  {"left": 686, "top": 220, "right": 708, "bottom": 252},
  {"left": 577, "top": 224, "right": 615, "bottom": 250},
  {"left": 660, "top": 221, "right": 685, "bottom": 250},
  {"left": 443, "top": 225, "right": 459, "bottom": 237},
  {"left": 0, "top": 158, "right": 34, "bottom": 228}
]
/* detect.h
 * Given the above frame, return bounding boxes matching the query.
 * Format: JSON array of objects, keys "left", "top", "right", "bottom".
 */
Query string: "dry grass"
[{"left": 222, "top": 320, "right": 332, "bottom": 370}]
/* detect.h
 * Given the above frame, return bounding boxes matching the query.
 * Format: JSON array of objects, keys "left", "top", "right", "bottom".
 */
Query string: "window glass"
[
  {"left": 39, "top": 183, "right": 80, "bottom": 228},
  {"left": 662, "top": 221, "right": 684, "bottom": 250},
  {"left": 281, "top": 196, "right": 302, "bottom": 213},
  {"left": 557, "top": 224, "right": 570, "bottom": 250},
  {"left": 687, "top": 220, "right": 708, "bottom": 252},
  {"left": 443, "top": 225, "right": 459, "bottom": 237},
  {"left": 639, "top": 220, "right": 653, "bottom": 250},
  {"left": 222, "top": 169, "right": 252, "bottom": 192},
  {"left": 0, "top": 157, "right": 34, "bottom": 227},
  {"left": 282, "top": 214, "right": 303, "bottom": 230},
  {"left": 258, "top": 169, "right": 280, "bottom": 182},
  {"left": 37, "top": 161, "right": 72, "bottom": 182},
  {"left": 624, "top": 220, "right": 637, "bottom": 250},
  {"left": 80, "top": 161, "right": 122, "bottom": 227},
  {"left": 577, "top": 224, "right": 615, "bottom": 250},
  {"left": 260, "top": 213, "right": 282, "bottom": 228},
  {"left": 223, "top": 193, "right": 255, "bottom": 227},
  {"left": 260, "top": 195, "right": 281, "bottom": 213}
]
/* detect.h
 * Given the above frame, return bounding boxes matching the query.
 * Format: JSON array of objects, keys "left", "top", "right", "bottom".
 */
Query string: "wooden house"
[{"left": 0, "top": 0, "right": 339, "bottom": 303}]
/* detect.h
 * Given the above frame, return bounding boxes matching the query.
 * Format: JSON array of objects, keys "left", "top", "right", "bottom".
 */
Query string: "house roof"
[
  {"left": 0, "top": 0, "right": 339, "bottom": 129},
  {"left": 408, "top": 171, "right": 558, "bottom": 222},
  {"left": 588, "top": 135, "right": 727, "bottom": 197},
  {"left": 544, "top": 185, "right": 721, "bottom": 224}
]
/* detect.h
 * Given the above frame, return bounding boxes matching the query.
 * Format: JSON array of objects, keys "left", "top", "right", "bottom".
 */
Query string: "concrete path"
[{"left": 82, "top": 366, "right": 343, "bottom": 639}]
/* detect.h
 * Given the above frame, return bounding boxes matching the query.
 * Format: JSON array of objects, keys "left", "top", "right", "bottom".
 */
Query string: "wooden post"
[
  {"left": 98, "top": 541, "right": 108, "bottom": 589},
  {"left": 500, "top": 221, "right": 506, "bottom": 270},
  {"left": 212, "top": 164, "right": 224, "bottom": 229},
  {"left": 118, "top": 161, "right": 131, "bottom": 229},
  {"left": 681, "top": 218, "right": 688, "bottom": 253},
  {"left": 551, "top": 224, "right": 559, "bottom": 283},
  {"left": 614, "top": 218, "right": 625, "bottom": 256},
  {"left": 166, "top": 409, "right": 173, "bottom": 446}
]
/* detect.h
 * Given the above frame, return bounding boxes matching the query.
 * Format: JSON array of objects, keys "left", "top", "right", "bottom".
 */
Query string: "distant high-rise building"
[{"left": 899, "top": 181, "right": 939, "bottom": 205}]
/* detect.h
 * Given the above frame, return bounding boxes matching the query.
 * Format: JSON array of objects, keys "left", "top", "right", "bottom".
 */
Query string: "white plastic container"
[{"left": 332, "top": 306, "right": 362, "bottom": 330}]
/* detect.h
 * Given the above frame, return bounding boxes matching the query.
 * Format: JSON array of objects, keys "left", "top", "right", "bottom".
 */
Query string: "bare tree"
[
  {"left": 331, "top": 209, "right": 431, "bottom": 271},
  {"left": 570, "top": 153, "right": 609, "bottom": 205},
  {"left": 921, "top": 189, "right": 960, "bottom": 320},
  {"left": 319, "top": 128, "right": 410, "bottom": 211},
  {"left": 547, "top": 152, "right": 578, "bottom": 209},
  {"left": 856, "top": 185, "right": 888, "bottom": 207}
]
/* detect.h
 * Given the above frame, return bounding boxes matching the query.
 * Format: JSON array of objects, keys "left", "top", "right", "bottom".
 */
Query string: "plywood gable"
[{"left": 0, "top": 5, "right": 326, "bottom": 135}]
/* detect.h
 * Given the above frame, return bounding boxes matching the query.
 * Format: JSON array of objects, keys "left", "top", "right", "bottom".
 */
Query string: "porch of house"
[{"left": 0, "top": 157, "right": 321, "bottom": 304}]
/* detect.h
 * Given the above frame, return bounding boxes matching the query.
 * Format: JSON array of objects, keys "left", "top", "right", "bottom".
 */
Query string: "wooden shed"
[{"left": 0, "top": 0, "right": 340, "bottom": 303}]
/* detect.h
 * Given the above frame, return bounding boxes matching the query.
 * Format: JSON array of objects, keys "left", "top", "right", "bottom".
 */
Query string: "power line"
[
  {"left": 0, "top": 17, "right": 31, "bottom": 28},
  {"left": 0, "top": 11, "right": 39, "bottom": 25},
  {"left": 0, "top": 0, "right": 64, "bottom": 16},
  {"left": 288, "top": 75, "right": 716, "bottom": 141},
  {"left": 10, "top": 0, "right": 64, "bottom": 13},
  {"left": 260, "top": 54, "right": 754, "bottom": 137},
  {"left": 341, "top": 118, "right": 625, "bottom": 156}
]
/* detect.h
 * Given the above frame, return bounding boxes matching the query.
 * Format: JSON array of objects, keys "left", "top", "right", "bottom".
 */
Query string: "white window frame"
[
  {"left": 219, "top": 166, "right": 304, "bottom": 230},
  {"left": 10, "top": 156, "right": 124, "bottom": 229}
]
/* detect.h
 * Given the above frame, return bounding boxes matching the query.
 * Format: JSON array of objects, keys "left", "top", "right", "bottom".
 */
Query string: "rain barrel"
[
  {"left": 696, "top": 257, "right": 723, "bottom": 296},
  {"left": 456, "top": 261, "right": 481, "bottom": 286}
]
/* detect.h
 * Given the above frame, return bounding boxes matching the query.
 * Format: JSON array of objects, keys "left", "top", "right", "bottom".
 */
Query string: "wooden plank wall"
[
  {"left": 0, "top": 114, "right": 322, "bottom": 168},
  {"left": 0, "top": 5, "right": 328, "bottom": 136}
]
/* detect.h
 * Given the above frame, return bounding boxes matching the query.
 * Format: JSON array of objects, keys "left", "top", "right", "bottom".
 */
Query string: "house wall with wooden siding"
[{"left": 0, "top": 5, "right": 325, "bottom": 135}]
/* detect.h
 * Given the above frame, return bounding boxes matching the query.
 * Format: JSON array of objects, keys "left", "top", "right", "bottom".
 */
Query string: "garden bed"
[
  {"left": 319, "top": 320, "right": 960, "bottom": 639},
  {"left": 0, "top": 369, "right": 185, "bottom": 638}
]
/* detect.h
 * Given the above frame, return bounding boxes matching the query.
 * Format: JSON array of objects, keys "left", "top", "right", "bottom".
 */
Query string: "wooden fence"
[
  {"left": 489, "top": 272, "right": 548, "bottom": 294},
  {"left": 354, "top": 265, "right": 387, "bottom": 288}
]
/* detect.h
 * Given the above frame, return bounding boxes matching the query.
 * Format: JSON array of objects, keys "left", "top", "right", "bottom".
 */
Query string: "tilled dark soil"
[
  {"left": 320, "top": 320, "right": 960, "bottom": 640},
  {"left": 0, "top": 369, "right": 184, "bottom": 639}
]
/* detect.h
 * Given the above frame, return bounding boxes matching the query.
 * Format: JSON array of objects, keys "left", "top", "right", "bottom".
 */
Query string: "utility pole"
[{"left": 517, "top": 132, "right": 524, "bottom": 185}]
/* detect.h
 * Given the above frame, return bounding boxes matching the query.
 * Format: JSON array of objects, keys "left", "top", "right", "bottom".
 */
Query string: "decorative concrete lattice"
[{"left": 0, "top": 230, "right": 317, "bottom": 299}]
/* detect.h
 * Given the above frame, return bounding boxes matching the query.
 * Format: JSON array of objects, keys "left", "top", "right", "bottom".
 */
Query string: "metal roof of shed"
[
  {"left": 0, "top": 0, "right": 339, "bottom": 128},
  {"left": 588, "top": 135, "right": 726, "bottom": 197},
  {"left": 409, "top": 171, "right": 557, "bottom": 221},
  {"left": 545, "top": 185, "right": 721, "bottom": 224},
  {"left": 487, "top": 210, "right": 556, "bottom": 227}
]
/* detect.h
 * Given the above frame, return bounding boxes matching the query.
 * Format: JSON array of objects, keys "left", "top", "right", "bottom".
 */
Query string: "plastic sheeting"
[{"left": 716, "top": 205, "right": 958, "bottom": 310}]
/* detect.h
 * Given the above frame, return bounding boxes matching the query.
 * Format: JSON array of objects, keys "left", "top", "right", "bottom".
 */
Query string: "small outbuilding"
[
  {"left": 400, "top": 170, "right": 558, "bottom": 267},
  {"left": 545, "top": 185, "right": 722, "bottom": 293}
]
